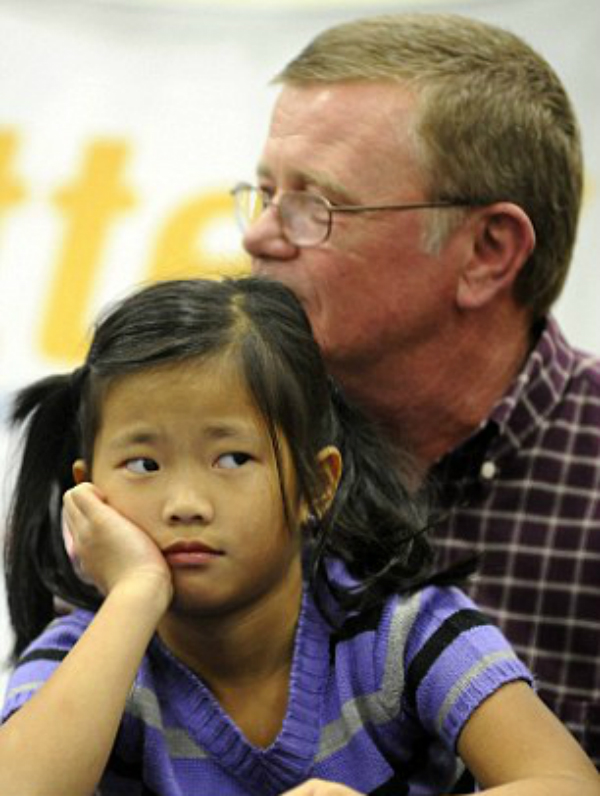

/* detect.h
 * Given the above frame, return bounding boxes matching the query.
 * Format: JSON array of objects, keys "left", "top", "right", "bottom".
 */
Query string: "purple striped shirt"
[{"left": 2, "top": 585, "right": 531, "bottom": 795}]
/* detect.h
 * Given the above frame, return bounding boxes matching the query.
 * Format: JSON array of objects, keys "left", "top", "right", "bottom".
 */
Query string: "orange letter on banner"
[
  {"left": 147, "top": 190, "right": 248, "bottom": 282},
  {"left": 40, "top": 139, "right": 136, "bottom": 361},
  {"left": 0, "top": 129, "right": 27, "bottom": 225}
]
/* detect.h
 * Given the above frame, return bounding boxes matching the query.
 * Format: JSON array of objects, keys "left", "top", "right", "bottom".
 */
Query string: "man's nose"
[{"left": 242, "top": 203, "right": 299, "bottom": 261}]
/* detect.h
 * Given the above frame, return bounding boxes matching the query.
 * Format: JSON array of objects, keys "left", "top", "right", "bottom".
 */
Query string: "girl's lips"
[{"left": 162, "top": 541, "right": 223, "bottom": 567}]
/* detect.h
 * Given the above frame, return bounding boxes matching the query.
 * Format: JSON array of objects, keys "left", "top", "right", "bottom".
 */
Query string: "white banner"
[{"left": 1, "top": 0, "right": 599, "bottom": 689}]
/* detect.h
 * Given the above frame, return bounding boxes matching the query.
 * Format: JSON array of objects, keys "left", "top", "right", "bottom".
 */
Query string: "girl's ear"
[
  {"left": 72, "top": 459, "right": 89, "bottom": 485},
  {"left": 317, "top": 445, "right": 343, "bottom": 510},
  {"left": 299, "top": 445, "right": 342, "bottom": 526}
]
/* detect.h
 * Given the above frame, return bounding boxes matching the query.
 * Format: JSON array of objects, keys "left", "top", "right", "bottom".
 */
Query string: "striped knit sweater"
[{"left": 1, "top": 584, "right": 532, "bottom": 795}]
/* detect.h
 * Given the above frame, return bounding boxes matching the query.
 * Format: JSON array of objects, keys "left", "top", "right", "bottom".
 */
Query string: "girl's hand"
[
  {"left": 281, "top": 781, "right": 362, "bottom": 796},
  {"left": 63, "top": 483, "right": 173, "bottom": 607}
]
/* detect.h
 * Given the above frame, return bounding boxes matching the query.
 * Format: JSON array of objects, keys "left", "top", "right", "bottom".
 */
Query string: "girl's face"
[{"left": 80, "top": 356, "right": 331, "bottom": 622}]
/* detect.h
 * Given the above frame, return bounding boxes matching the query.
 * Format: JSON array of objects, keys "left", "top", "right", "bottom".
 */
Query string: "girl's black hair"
[{"left": 4, "top": 277, "right": 446, "bottom": 660}]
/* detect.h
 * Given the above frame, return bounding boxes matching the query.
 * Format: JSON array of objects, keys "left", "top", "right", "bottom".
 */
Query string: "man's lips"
[{"left": 162, "top": 541, "right": 224, "bottom": 567}]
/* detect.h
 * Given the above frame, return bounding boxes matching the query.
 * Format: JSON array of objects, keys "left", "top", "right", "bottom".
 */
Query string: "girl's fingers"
[
  {"left": 61, "top": 507, "right": 75, "bottom": 558},
  {"left": 65, "top": 482, "right": 107, "bottom": 518},
  {"left": 64, "top": 484, "right": 131, "bottom": 541},
  {"left": 62, "top": 482, "right": 172, "bottom": 598}
]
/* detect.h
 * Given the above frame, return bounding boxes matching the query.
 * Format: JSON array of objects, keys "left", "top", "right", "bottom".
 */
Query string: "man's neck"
[{"left": 329, "top": 312, "right": 533, "bottom": 472}]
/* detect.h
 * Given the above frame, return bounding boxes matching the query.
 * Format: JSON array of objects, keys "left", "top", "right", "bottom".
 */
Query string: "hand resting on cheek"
[{"left": 62, "top": 483, "right": 173, "bottom": 603}]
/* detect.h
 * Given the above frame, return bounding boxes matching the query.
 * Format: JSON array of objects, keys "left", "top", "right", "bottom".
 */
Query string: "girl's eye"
[
  {"left": 125, "top": 458, "right": 160, "bottom": 474},
  {"left": 215, "top": 452, "right": 251, "bottom": 470}
]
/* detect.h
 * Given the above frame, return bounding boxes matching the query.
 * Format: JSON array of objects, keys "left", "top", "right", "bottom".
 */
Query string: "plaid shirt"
[{"left": 430, "top": 316, "right": 600, "bottom": 765}]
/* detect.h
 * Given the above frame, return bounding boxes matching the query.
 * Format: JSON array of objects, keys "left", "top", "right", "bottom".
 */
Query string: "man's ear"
[
  {"left": 299, "top": 445, "right": 342, "bottom": 525},
  {"left": 457, "top": 202, "right": 536, "bottom": 310},
  {"left": 72, "top": 459, "right": 90, "bottom": 485}
]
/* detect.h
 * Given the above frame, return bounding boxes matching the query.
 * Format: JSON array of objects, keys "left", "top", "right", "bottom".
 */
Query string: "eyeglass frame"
[{"left": 231, "top": 181, "right": 483, "bottom": 247}]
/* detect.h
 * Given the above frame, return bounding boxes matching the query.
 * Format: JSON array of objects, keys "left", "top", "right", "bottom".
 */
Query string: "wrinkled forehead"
[{"left": 260, "top": 81, "right": 425, "bottom": 198}]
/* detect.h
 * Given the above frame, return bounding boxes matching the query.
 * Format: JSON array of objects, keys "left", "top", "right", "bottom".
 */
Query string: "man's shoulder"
[
  {"left": 568, "top": 347, "right": 600, "bottom": 390},
  {"left": 546, "top": 335, "right": 600, "bottom": 428},
  {"left": 544, "top": 316, "right": 600, "bottom": 393},
  {"left": 504, "top": 318, "right": 600, "bottom": 434}
]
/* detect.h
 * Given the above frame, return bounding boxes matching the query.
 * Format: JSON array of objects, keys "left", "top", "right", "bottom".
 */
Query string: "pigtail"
[
  {"left": 4, "top": 373, "right": 99, "bottom": 660},
  {"left": 310, "top": 384, "right": 449, "bottom": 617}
]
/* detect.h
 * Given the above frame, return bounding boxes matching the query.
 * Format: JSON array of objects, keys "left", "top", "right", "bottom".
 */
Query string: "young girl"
[{"left": 0, "top": 278, "right": 597, "bottom": 796}]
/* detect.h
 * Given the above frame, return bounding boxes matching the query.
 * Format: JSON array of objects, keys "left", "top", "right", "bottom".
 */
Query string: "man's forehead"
[
  {"left": 259, "top": 81, "right": 420, "bottom": 197},
  {"left": 272, "top": 80, "right": 415, "bottom": 113}
]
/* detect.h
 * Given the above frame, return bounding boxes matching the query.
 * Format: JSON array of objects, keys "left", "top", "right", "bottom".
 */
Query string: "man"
[{"left": 233, "top": 13, "right": 600, "bottom": 764}]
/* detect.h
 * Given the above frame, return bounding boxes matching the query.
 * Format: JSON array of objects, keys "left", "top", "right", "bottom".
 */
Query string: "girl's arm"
[
  {"left": 277, "top": 681, "right": 599, "bottom": 796},
  {"left": 454, "top": 679, "right": 599, "bottom": 795},
  {"left": 0, "top": 484, "right": 173, "bottom": 796}
]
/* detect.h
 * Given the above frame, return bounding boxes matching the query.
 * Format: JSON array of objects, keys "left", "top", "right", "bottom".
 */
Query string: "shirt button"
[{"left": 480, "top": 460, "right": 497, "bottom": 480}]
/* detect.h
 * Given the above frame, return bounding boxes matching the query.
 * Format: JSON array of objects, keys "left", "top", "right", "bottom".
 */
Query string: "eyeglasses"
[{"left": 231, "top": 182, "right": 479, "bottom": 248}]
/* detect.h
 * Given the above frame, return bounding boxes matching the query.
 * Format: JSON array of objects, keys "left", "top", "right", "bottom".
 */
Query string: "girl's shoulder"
[
  {"left": 394, "top": 583, "right": 489, "bottom": 643},
  {"left": 1, "top": 608, "right": 96, "bottom": 722},
  {"left": 328, "top": 583, "right": 532, "bottom": 751},
  {"left": 330, "top": 584, "right": 483, "bottom": 649},
  {"left": 325, "top": 585, "right": 477, "bottom": 683},
  {"left": 329, "top": 583, "right": 531, "bottom": 692},
  {"left": 12, "top": 606, "right": 95, "bottom": 662},
  {"left": 385, "top": 585, "right": 532, "bottom": 739},
  {"left": 379, "top": 583, "right": 522, "bottom": 669}
]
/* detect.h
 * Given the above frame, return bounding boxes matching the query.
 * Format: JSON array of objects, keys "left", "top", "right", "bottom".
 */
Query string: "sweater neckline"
[{"left": 150, "top": 589, "right": 331, "bottom": 794}]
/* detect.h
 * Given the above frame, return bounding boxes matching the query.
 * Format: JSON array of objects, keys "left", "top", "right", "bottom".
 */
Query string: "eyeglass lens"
[
  {"left": 234, "top": 186, "right": 331, "bottom": 246},
  {"left": 279, "top": 193, "right": 330, "bottom": 246},
  {"left": 234, "top": 186, "right": 263, "bottom": 228}
]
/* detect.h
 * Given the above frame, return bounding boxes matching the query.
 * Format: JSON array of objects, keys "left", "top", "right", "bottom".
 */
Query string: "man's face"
[{"left": 245, "top": 81, "right": 464, "bottom": 372}]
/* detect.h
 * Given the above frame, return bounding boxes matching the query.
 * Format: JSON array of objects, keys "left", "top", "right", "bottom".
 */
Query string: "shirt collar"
[
  {"left": 433, "top": 316, "right": 576, "bottom": 482},
  {"left": 487, "top": 315, "right": 576, "bottom": 454}
]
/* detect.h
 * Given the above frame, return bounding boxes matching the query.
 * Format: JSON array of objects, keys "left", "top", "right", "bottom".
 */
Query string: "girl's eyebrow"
[
  {"left": 107, "top": 422, "right": 262, "bottom": 449},
  {"left": 203, "top": 421, "right": 264, "bottom": 445},
  {"left": 106, "top": 430, "right": 160, "bottom": 450}
]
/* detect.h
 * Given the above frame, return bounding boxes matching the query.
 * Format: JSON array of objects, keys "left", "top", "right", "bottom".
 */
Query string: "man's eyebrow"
[{"left": 256, "top": 163, "right": 356, "bottom": 203}]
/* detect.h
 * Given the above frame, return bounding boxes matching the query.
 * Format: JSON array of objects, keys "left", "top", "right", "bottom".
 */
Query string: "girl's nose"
[{"left": 162, "top": 485, "right": 214, "bottom": 526}]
